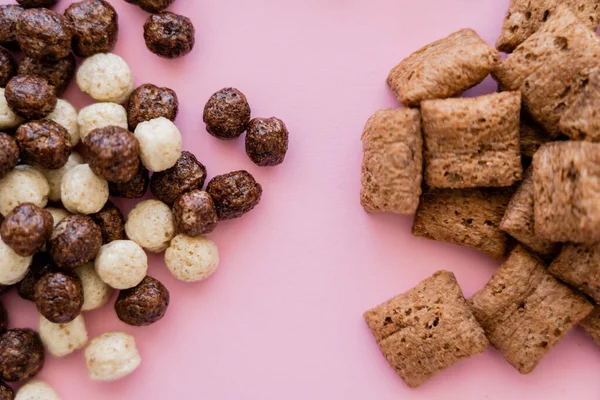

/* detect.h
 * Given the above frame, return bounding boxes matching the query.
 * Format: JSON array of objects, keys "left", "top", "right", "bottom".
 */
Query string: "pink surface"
[{"left": 3, "top": 0, "right": 600, "bottom": 398}]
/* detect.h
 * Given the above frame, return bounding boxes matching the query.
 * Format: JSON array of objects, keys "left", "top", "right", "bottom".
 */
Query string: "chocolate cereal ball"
[
  {"left": 16, "top": 120, "right": 72, "bottom": 170},
  {"left": 0, "top": 133, "right": 18, "bottom": 180},
  {"left": 65, "top": 0, "right": 118, "bottom": 57},
  {"left": 0, "top": 5, "right": 24, "bottom": 46},
  {"left": 18, "top": 53, "right": 76, "bottom": 96},
  {"left": 206, "top": 171, "right": 262, "bottom": 220},
  {"left": 173, "top": 190, "right": 218, "bottom": 236},
  {"left": 144, "top": 12, "right": 195, "bottom": 59},
  {"left": 34, "top": 269, "right": 83, "bottom": 323},
  {"left": 16, "top": 0, "right": 58, "bottom": 8},
  {"left": 150, "top": 151, "right": 207, "bottom": 205},
  {"left": 203, "top": 88, "right": 251, "bottom": 140},
  {"left": 109, "top": 164, "right": 149, "bottom": 199},
  {"left": 90, "top": 201, "right": 126, "bottom": 244},
  {"left": 0, "top": 301, "right": 6, "bottom": 334},
  {"left": 0, "top": 48, "right": 16, "bottom": 88},
  {"left": 48, "top": 215, "right": 102, "bottom": 270},
  {"left": 127, "top": 83, "right": 178, "bottom": 130},
  {"left": 0, "top": 328, "right": 44, "bottom": 382},
  {"left": 15, "top": 8, "right": 73, "bottom": 61},
  {"left": 0, "top": 380, "right": 12, "bottom": 400},
  {"left": 246, "top": 117, "right": 289, "bottom": 166},
  {"left": 125, "top": 0, "right": 174, "bottom": 13},
  {"left": 16, "top": 253, "right": 57, "bottom": 301},
  {"left": 83, "top": 126, "right": 140, "bottom": 183},
  {"left": 0, "top": 203, "right": 53, "bottom": 257},
  {"left": 115, "top": 276, "right": 169, "bottom": 326},
  {"left": 5, "top": 76, "right": 57, "bottom": 120}
]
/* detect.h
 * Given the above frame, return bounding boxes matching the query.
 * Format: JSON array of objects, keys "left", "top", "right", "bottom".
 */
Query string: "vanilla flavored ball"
[
  {"left": 46, "top": 208, "right": 70, "bottom": 226},
  {"left": 125, "top": 199, "right": 174, "bottom": 253},
  {"left": 0, "top": 165, "right": 49, "bottom": 216},
  {"left": 95, "top": 240, "right": 147, "bottom": 289},
  {"left": 85, "top": 332, "right": 141, "bottom": 381},
  {"left": 40, "top": 152, "right": 84, "bottom": 202},
  {"left": 15, "top": 380, "right": 61, "bottom": 400},
  {"left": 0, "top": 88, "right": 24, "bottom": 130},
  {"left": 46, "top": 99, "right": 80, "bottom": 146},
  {"left": 76, "top": 263, "right": 113, "bottom": 311},
  {"left": 39, "top": 314, "right": 88, "bottom": 357},
  {"left": 134, "top": 117, "right": 182, "bottom": 172},
  {"left": 61, "top": 164, "right": 108, "bottom": 214},
  {"left": 77, "top": 54, "right": 134, "bottom": 104},
  {"left": 0, "top": 237, "right": 31, "bottom": 285},
  {"left": 77, "top": 102, "right": 128, "bottom": 139},
  {"left": 165, "top": 235, "right": 219, "bottom": 282}
]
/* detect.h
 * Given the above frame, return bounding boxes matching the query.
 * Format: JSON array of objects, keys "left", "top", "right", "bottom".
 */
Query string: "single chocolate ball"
[
  {"left": 246, "top": 117, "right": 289, "bottom": 166},
  {"left": 16, "top": 0, "right": 58, "bottom": 8},
  {"left": 64, "top": 0, "right": 118, "bottom": 57},
  {"left": 83, "top": 126, "right": 140, "bottom": 183},
  {"left": 0, "top": 328, "right": 44, "bottom": 382},
  {"left": 5, "top": 75, "right": 57, "bottom": 120},
  {"left": 90, "top": 201, "right": 126, "bottom": 244},
  {"left": 18, "top": 53, "right": 76, "bottom": 96},
  {"left": 34, "top": 270, "right": 83, "bottom": 323},
  {"left": 150, "top": 151, "right": 207, "bottom": 205},
  {"left": 0, "top": 47, "right": 17, "bottom": 88},
  {"left": 203, "top": 88, "right": 251, "bottom": 140},
  {"left": 16, "top": 252, "right": 57, "bottom": 302},
  {"left": 15, "top": 8, "right": 73, "bottom": 61},
  {"left": 48, "top": 215, "right": 102, "bottom": 270},
  {"left": 127, "top": 83, "right": 178, "bottom": 130},
  {"left": 125, "top": 0, "right": 174, "bottom": 13},
  {"left": 0, "top": 133, "right": 18, "bottom": 180},
  {"left": 0, "top": 5, "right": 24, "bottom": 46},
  {"left": 206, "top": 170, "right": 262, "bottom": 220},
  {"left": 16, "top": 120, "right": 72, "bottom": 169},
  {"left": 115, "top": 276, "right": 170, "bottom": 326},
  {"left": 0, "top": 203, "right": 53, "bottom": 257},
  {"left": 173, "top": 190, "right": 218, "bottom": 236},
  {"left": 143, "top": 12, "right": 195, "bottom": 59},
  {"left": 108, "top": 164, "right": 149, "bottom": 199}
]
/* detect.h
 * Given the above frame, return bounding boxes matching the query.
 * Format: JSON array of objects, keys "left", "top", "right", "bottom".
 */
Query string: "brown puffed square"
[
  {"left": 496, "top": 0, "right": 600, "bottom": 53},
  {"left": 360, "top": 108, "right": 423, "bottom": 215},
  {"left": 549, "top": 243, "right": 600, "bottom": 303},
  {"left": 580, "top": 307, "right": 600, "bottom": 346},
  {"left": 560, "top": 66, "right": 600, "bottom": 141},
  {"left": 387, "top": 29, "right": 499, "bottom": 107},
  {"left": 520, "top": 117, "right": 552, "bottom": 159},
  {"left": 412, "top": 188, "right": 513, "bottom": 260},
  {"left": 364, "top": 270, "right": 488, "bottom": 388},
  {"left": 532, "top": 141, "right": 600, "bottom": 243},
  {"left": 421, "top": 92, "right": 522, "bottom": 189},
  {"left": 470, "top": 246, "right": 594, "bottom": 374}
]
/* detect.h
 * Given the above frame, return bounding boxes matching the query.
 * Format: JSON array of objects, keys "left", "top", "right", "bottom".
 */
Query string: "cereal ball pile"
[{"left": 85, "top": 332, "right": 141, "bottom": 381}]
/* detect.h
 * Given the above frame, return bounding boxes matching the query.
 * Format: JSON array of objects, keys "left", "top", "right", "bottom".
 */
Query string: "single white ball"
[
  {"left": 85, "top": 332, "right": 141, "bottom": 381},
  {"left": 46, "top": 207, "right": 70, "bottom": 226},
  {"left": 165, "top": 235, "right": 219, "bottom": 282},
  {"left": 134, "top": 117, "right": 182, "bottom": 172},
  {"left": 77, "top": 53, "right": 134, "bottom": 104},
  {"left": 61, "top": 164, "right": 108, "bottom": 215},
  {"left": 46, "top": 99, "right": 80, "bottom": 146},
  {"left": 95, "top": 240, "right": 147, "bottom": 289},
  {"left": 15, "top": 380, "right": 61, "bottom": 400},
  {"left": 40, "top": 152, "right": 84, "bottom": 202},
  {"left": 77, "top": 102, "right": 128, "bottom": 139},
  {"left": 0, "top": 88, "right": 24, "bottom": 130},
  {"left": 125, "top": 200, "right": 175, "bottom": 253},
  {"left": 0, "top": 165, "right": 49, "bottom": 216},
  {"left": 0, "top": 237, "right": 31, "bottom": 285},
  {"left": 76, "top": 263, "right": 113, "bottom": 311},
  {"left": 39, "top": 314, "right": 88, "bottom": 357}
]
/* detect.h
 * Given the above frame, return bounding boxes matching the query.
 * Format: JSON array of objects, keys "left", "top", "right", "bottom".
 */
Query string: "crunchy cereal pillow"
[
  {"left": 559, "top": 66, "right": 600, "bottom": 141},
  {"left": 580, "top": 307, "right": 600, "bottom": 346},
  {"left": 549, "top": 243, "right": 600, "bottom": 303}
]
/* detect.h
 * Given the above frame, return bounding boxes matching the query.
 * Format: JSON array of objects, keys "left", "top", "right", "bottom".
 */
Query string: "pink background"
[{"left": 3, "top": 0, "right": 600, "bottom": 398}]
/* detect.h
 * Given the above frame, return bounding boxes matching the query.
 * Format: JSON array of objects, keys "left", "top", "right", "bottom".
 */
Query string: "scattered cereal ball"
[
  {"left": 85, "top": 332, "right": 141, "bottom": 381},
  {"left": 48, "top": 215, "right": 102, "bottom": 270},
  {"left": 18, "top": 54, "right": 76, "bottom": 97},
  {"left": 77, "top": 102, "right": 127, "bottom": 140},
  {"left": 0, "top": 380, "right": 12, "bottom": 400},
  {"left": 203, "top": 88, "right": 251, "bottom": 140},
  {"left": 15, "top": 380, "right": 60, "bottom": 400},
  {"left": 0, "top": 328, "right": 44, "bottom": 382},
  {"left": 34, "top": 270, "right": 83, "bottom": 324},
  {"left": 150, "top": 151, "right": 207, "bottom": 205},
  {"left": 0, "top": 301, "right": 7, "bottom": 334},
  {"left": 127, "top": 83, "right": 178, "bottom": 130},
  {"left": 16, "top": 253, "right": 56, "bottom": 302},
  {"left": 0, "top": 47, "right": 16, "bottom": 88},
  {"left": 39, "top": 314, "right": 87, "bottom": 357},
  {"left": 90, "top": 201, "right": 125, "bottom": 244},
  {"left": 134, "top": 117, "right": 182, "bottom": 172},
  {"left": 246, "top": 117, "right": 289, "bottom": 166},
  {"left": 75, "top": 263, "right": 112, "bottom": 311},
  {"left": 76, "top": 53, "right": 133, "bottom": 104},
  {"left": 0, "top": 133, "right": 18, "bottom": 180},
  {"left": 15, "top": 8, "right": 73, "bottom": 61},
  {"left": 5, "top": 75, "right": 57, "bottom": 120},
  {"left": 0, "top": 238, "right": 31, "bottom": 286},
  {"left": 61, "top": 164, "right": 109, "bottom": 215},
  {"left": 125, "top": 200, "right": 174, "bottom": 253},
  {"left": 95, "top": 240, "right": 147, "bottom": 289},
  {"left": 115, "top": 276, "right": 169, "bottom": 326},
  {"left": 173, "top": 190, "right": 218, "bottom": 236},
  {"left": 40, "top": 152, "right": 83, "bottom": 202},
  {"left": 144, "top": 12, "right": 195, "bottom": 59},
  {"left": 16, "top": 120, "right": 72, "bottom": 170},
  {"left": 165, "top": 235, "right": 219, "bottom": 282},
  {"left": 0, "top": 165, "right": 49, "bottom": 217},
  {"left": 125, "top": 0, "right": 174, "bottom": 13},
  {"left": 16, "top": 0, "right": 57, "bottom": 8},
  {"left": 0, "top": 5, "right": 24, "bottom": 45},
  {"left": 206, "top": 170, "right": 262, "bottom": 220},
  {"left": 46, "top": 100, "right": 79, "bottom": 146},
  {"left": 0, "top": 88, "right": 24, "bottom": 130},
  {"left": 83, "top": 126, "right": 139, "bottom": 183},
  {"left": 64, "top": 0, "right": 118, "bottom": 58},
  {"left": 108, "top": 164, "right": 149, "bottom": 199},
  {"left": 1, "top": 204, "right": 53, "bottom": 257}
]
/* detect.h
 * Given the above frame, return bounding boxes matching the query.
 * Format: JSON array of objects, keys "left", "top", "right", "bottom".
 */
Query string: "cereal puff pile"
[{"left": 361, "top": 4, "right": 600, "bottom": 388}]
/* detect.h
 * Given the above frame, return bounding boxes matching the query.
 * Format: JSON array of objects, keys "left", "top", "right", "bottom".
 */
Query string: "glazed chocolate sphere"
[
  {"left": 0, "top": 133, "right": 18, "bottom": 180},
  {"left": 0, "top": 380, "right": 13, "bottom": 400},
  {"left": 5, "top": 75, "right": 57, "bottom": 120},
  {"left": 127, "top": 83, "right": 178, "bottom": 130},
  {"left": 15, "top": 8, "right": 73, "bottom": 61},
  {"left": 150, "top": 151, "right": 207, "bottom": 205},
  {"left": 0, "top": 203, "right": 53, "bottom": 257},
  {"left": 206, "top": 170, "right": 262, "bottom": 220},
  {"left": 115, "top": 276, "right": 170, "bottom": 326},
  {"left": 16, "top": 253, "right": 57, "bottom": 302},
  {"left": 48, "top": 215, "right": 102, "bottom": 270},
  {"left": 0, "top": 328, "right": 44, "bottom": 382},
  {"left": 173, "top": 190, "right": 218, "bottom": 236},
  {"left": 64, "top": 0, "right": 118, "bottom": 57},
  {"left": 0, "top": 5, "right": 24, "bottom": 46},
  {"left": 16, "top": 0, "right": 58, "bottom": 8},
  {"left": 83, "top": 126, "right": 140, "bottom": 183},
  {"left": 90, "top": 201, "right": 126, "bottom": 244},
  {"left": 0, "top": 47, "right": 17, "bottom": 88},
  {"left": 203, "top": 88, "right": 251, "bottom": 140},
  {"left": 245, "top": 117, "right": 289, "bottom": 166},
  {"left": 143, "top": 12, "right": 195, "bottom": 59},
  {"left": 109, "top": 164, "right": 149, "bottom": 199},
  {"left": 18, "top": 53, "right": 76, "bottom": 96},
  {"left": 34, "top": 270, "right": 83, "bottom": 323},
  {"left": 125, "top": 0, "right": 174, "bottom": 13},
  {"left": 16, "top": 120, "right": 72, "bottom": 169}
]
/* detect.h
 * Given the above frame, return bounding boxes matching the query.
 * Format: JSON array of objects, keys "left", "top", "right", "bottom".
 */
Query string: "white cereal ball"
[
  {"left": 77, "top": 53, "right": 134, "bottom": 104},
  {"left": 125, "top": 200, "right": 175, "bottom": 253},
  {"left": 46, "top": 208, "right": 70, "bottom": 226},
  {"left": 0, "top": 165, "right": 49, "bottom": 216},
  {"left": 85, "top": 332, "right": 141, "bottom": 381},
  {"left": 40, "top": 153, "right": 84, "bottom": 202},
  {"left": 15, "top": 380, "right": 61, "bottom": 400},
  {"left": 134, "top": 117, "right": 182, "bottom": 172},
  {"left": 0, "top": 88, "right": 24, "bottom": 130},
  {"left": 46, "top": 99, "right": 80, "bottom": 146},
  {"left": 39, "top": 314, "right": 88, "bottom": 357},
  {"left": 0, "top": 238, "right": 31, "bottom": 285},
  {"left": 165, "top": 235, "right": 219, "bottom": 282},
  {"left": 77, "top": 102, "right": 128, "bottom": 139},
  {"left": 61, "top": 164, "right": 108, "bottom": 215},
  {"left": 76, "top": 263, "right": 113, "bottom": 311},
  {"left": 95, "top": 240, "right": 147, "bottom": 289}
]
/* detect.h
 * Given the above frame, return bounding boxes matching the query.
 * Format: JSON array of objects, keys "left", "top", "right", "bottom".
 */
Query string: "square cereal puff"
[
  {"left": 364, "top": 270, "right": 488, "bottom": 388},
  {"left": 412, "top": 188, "right": 513, "bottom": 260},
  {"left": 560, "top": 66, "right": 600, "bottom": 141},
  {"left": 470, "top": 246, "right": 594, "bottom": 374},
  {"left": 580, "top": 307, "right": 600, "bottom": 346},
  {"left": 549, "top": 243, "right": 600, "bottom": 303},
  {"left": 421, "top": 92, "right": 522, "bottom": 189},
  {"left": 520, "top": 116, "right": 553, "bottom": 159},
  {"left": 387, "top": 29, "right": 499, "bottom": 107},
  {"left": 532, "top": 141, "right": 600, "bottom": 243},
  {"left": 496, "top": 0, "right": 600, "bottom": 53},
  {"left": 360, "top": 108, "right": 423, "bottom": 215}
]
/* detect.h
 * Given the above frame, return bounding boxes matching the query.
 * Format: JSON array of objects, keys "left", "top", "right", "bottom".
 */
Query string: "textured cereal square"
[
  {"left": 421, "top": 92, "right": 522, "bottom": 189},
  {"left": 387, "top": 29, "right": 499, "bottom": 107},
  {"left": 560, "top": 66, "right": 600, "bottom": 141},
  {"left": 470, "top": 246, "right": 593, "bottom": 374},
  {"left": 364, "top": 271, "right": 488, "bottom": 388},
  {"left": 549, "top": 243, "right": 600, "bottom": 303},
  {"left": 360, "top": 108, "right": 422, "bottom": 215},
  {"left": 520, "top": 117, "right": 552, "bottom": 159},
  {"left": 580, "top": 307, "right": 600, "bottom": 346}
]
